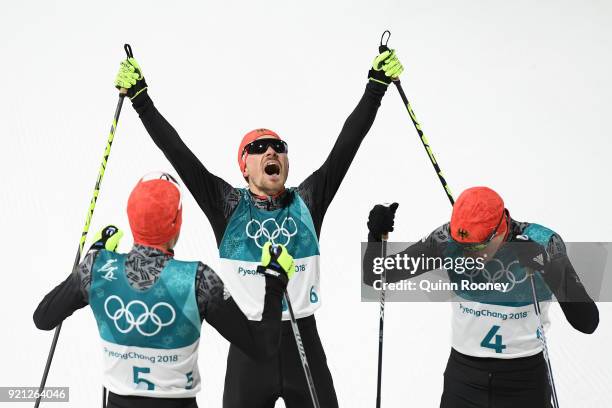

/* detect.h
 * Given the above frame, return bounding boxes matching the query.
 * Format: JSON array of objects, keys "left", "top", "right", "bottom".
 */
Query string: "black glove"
[
  {"left": 90, "top": 225, "right": 124, "bottom": 252},
  {"left": 515, "top": 235, "right": 549, "bottom": 271},
  {"left": 367, "top": 202, "right": 399, "bottom": 241}
]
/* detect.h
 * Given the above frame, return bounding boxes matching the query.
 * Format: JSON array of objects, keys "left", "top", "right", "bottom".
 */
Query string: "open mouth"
[{"left": 264, "top": 162, "right": 281, "bottom": 176}]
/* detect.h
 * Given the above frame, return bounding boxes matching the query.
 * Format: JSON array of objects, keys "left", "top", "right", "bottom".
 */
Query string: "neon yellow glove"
[
  {"left": 90, "top": 225, "right": 124, "bottom": 252},
  {"left": 369, "top": 49, "right": 404, "bottom": 85},
  {"left": 259, "top": 242, "right": 295, "bottom": 282},
  {"left": 114, "top": 58, "right": 148, "bottom": 100}
]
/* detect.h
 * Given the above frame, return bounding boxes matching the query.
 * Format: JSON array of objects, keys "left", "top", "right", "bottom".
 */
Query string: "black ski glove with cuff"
[
  {"left": 515, "top": 235, "right": 550, "bottom": 272},
  {"left": 367, "top": 202, "right": 399, "bottom": 242}
]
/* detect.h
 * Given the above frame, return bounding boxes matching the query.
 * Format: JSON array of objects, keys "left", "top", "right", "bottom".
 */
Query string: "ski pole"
[
  {"left": 376, "top": 234, "right": 388, "bottom": 408},
  {"left": 268, "top": 245, "right": 321, "bottom": 408},
  {"left": 33, "top": 44, "right": 133, "bottom": 408},
  {"left": 528, "top": 269, "right": 560, "bottom": 407},
  {"left": 284, "top": 289, "right": 321, "bottom": 408},
  {"left": 380, "top": 28, "right": 560, "bottom": 405},
  {"left": 373, "top": 29, "right": 454, "bottom": 407},
  {"left": 378, "top": 30, "right": 454, "bottom": 206},
  {"left": 517, "top": 235, "right": 560, "bottom": 407},
  {"left": 258, "top": 246, "right": 322, "bottom": 407}
]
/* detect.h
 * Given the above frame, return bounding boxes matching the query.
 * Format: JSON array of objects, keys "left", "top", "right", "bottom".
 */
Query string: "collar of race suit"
[
  {"left": 248, "top": 188, "right": 293, "bottom": 211},
  {"left": 128, "top": 243, "right": 174, "bottom": 258}
]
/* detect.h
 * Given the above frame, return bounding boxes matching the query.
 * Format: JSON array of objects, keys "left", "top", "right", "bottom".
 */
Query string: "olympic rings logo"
[
  {"left": 461, "top": 259, "right": 528, "bottom": 292},
  {"left": 104, "top": 295, "right": 176, "bottom": 337},
  {"left": 246, "top": 217, "right": 298, "bottom": 248}
]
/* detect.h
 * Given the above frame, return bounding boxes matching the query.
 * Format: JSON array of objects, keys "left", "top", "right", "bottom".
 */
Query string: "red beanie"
[
  {"left": 450, "top": 187, "right": 506, "bottom": 243},
  {"left": 127, "top": 172, "right": 183, "bottom": 247},
  {"left": 237, "top": 128, "right": 280, "bottom": 174}
]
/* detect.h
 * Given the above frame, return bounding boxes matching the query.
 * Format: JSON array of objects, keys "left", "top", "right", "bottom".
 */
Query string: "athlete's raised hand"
[
  {"left": 115, "top": 58, "right": 148, "bottom": 100},
  {"left": 368, "top": 49, "right": 404, "bottom": 86},
  {"left": 90, "top": 225, "right": 124, "bottom": 252},
  {"left": 257, "top": 242, "right": 295, "bottom": 288},
  {"left": 515, "top": 235, "right": 550, "bottom": 271},
  {"left": 367, "top": 203, "right": 399, "bottom": 241}
]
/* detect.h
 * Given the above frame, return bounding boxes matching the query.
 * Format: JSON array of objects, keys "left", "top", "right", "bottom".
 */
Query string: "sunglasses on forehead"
[
  {"left": 243, "top": 138, "right": 289, "bottom": 155},
  {"left": 458, "top": 209, "right": 508, "bottom": 252}
]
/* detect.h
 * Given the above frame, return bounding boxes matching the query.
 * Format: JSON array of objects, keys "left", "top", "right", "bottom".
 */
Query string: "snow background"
[{"left": 1, "top": 0, "right": 611, "bottom": 406}]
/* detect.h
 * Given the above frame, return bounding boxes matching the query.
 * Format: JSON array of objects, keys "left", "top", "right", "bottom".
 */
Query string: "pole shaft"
[
  {"left": 285, "top": 290, "right": 321, "bottom": 408},
  {"left": 528, "top": 272, "right": 560, "bottom": 407},
  {"left": 393, "top": 81, "right": 454, "bottom": 206},
  {"left": 34, "top": 94, "right": 126, "bottom": 408},
  {"left": 376, "top": 239, "right": 387, "bottom": 408}
]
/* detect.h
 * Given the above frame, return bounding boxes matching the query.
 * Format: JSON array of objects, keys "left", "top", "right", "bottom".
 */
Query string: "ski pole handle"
[
  {"left": 380, "top": 201, "right": 395, "bottom": 242},
  {"left": 124, "top": 43, "right": 134, "bottom": 58},
  {"left": 379, "top": 30, "right": 391, "bottom": 54},
  {"left": 376, "top": 30, "right": 400, "bottom": 84},
  {"left": 268, "top": 244, "right": 283, "bottom": 270},
  {"left": 373, "top": 30, "right": 392, "bottom": 70},
  {"left": 516, "top": 234, "right": 544, "bottom": 276},
  {"left": 117, "top": 43, "right": 135, "bottom": 95},
  {"left": 270, "top": 244, "right": 282, "bottom": 257}
]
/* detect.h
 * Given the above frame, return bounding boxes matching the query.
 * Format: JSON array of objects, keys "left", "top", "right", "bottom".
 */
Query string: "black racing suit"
[
  {"left": 34, "top": 244, "right": 285, "bottom": 408},
  {"left": 130, "top": 80, "right": 388, "bottom": 407},
  {"left": 363, "top": 219, "right": 599, "bottom": 408}
]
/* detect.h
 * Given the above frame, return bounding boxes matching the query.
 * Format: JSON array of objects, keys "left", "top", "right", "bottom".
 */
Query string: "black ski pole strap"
[
  {"left": 379, "top": 30, "right": 391, "bottom": 53},
  {"left": 124, "top": 43, "right": 134, "bottom": 58}
]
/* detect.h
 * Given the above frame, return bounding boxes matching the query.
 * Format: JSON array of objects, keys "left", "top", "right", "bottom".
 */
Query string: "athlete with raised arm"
[{"left": 114, "top": 48, "right": 404, "bottom": 407}]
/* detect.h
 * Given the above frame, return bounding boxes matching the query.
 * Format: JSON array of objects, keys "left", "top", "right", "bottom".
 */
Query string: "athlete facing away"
[
  {"left": 34, "top": 172, "right": 293, "bottom": 408},
  {"left": 113, "top": 47, "right": 404, "bottom": 407},
  {"left": 364, "top": 186, "right": 599, "bottom": 408}
]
